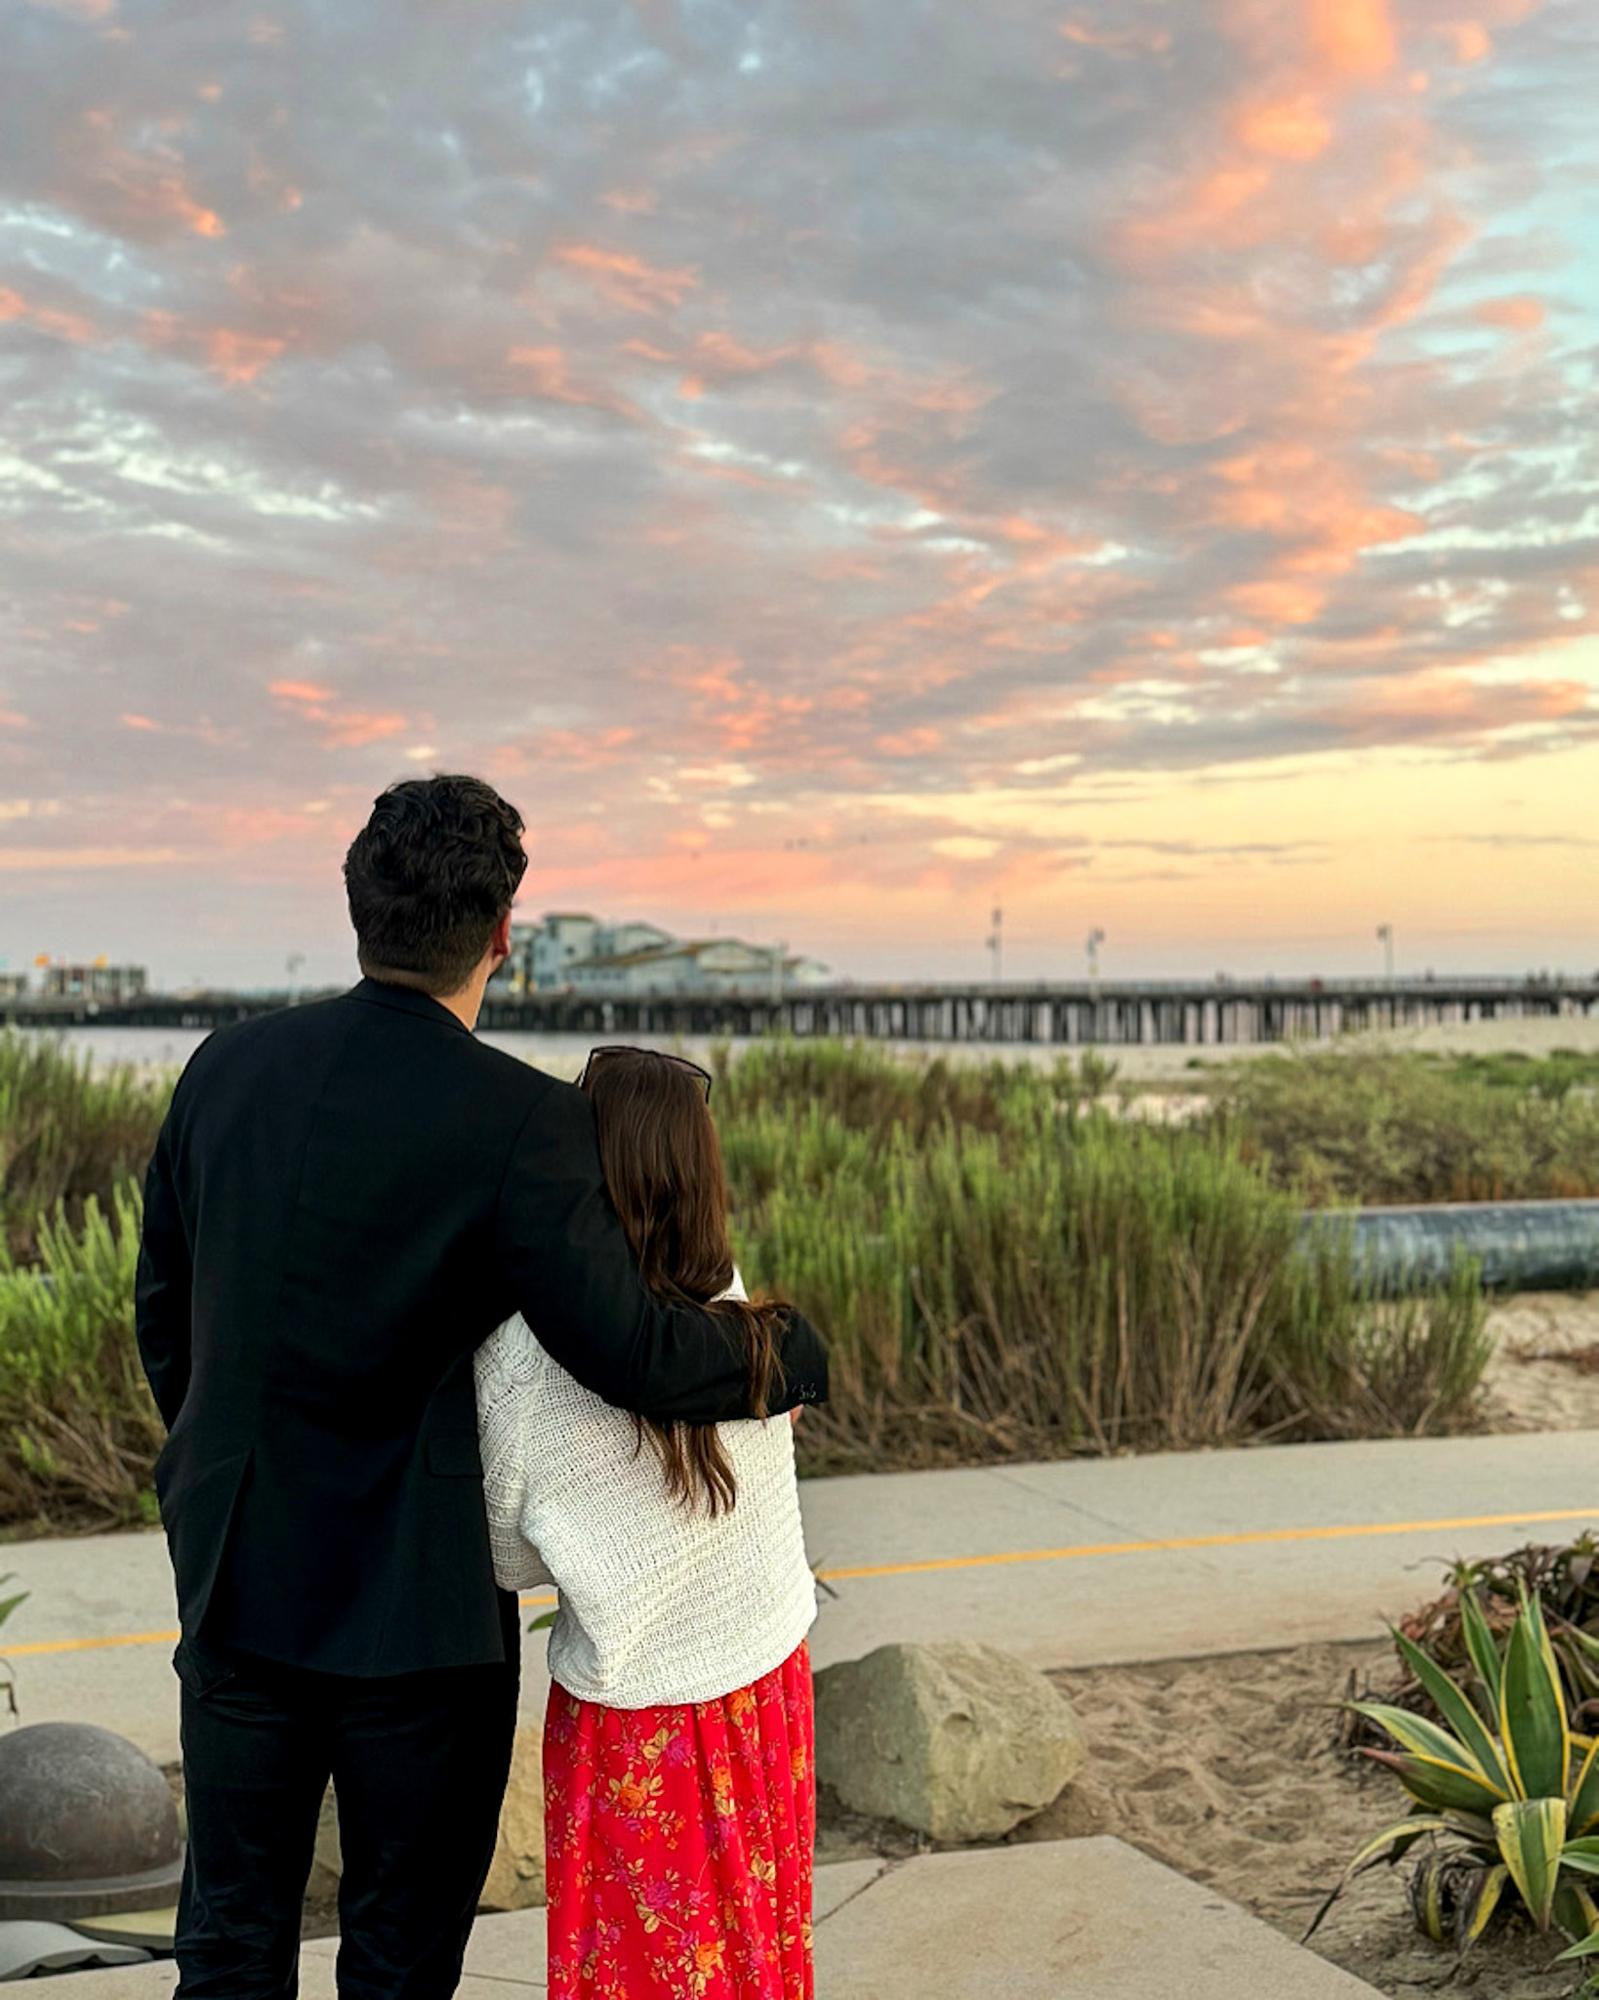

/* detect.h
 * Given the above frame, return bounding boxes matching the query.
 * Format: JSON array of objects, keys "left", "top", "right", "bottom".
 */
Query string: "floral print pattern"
[{"left": 543, "top": 1643, "right": 815, "bottom": 1998}]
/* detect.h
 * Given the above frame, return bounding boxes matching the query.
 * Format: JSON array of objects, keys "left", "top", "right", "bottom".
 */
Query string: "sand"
[
  {"left": 820, "top": 1639, "right": 1593, "bottom": 1997},
  {"left": 1484, "top": 1291, "right": 1599, "bottom": 1433}
]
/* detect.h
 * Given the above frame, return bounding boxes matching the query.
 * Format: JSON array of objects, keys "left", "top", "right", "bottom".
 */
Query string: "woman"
[{"left": 476, "top": 1046, "right": 817, "bottom": 2000}]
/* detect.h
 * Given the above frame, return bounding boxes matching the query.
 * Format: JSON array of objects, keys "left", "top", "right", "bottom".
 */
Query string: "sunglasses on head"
[{"left": 579, "top": 1045, "right": 713, "bottom": 1102}]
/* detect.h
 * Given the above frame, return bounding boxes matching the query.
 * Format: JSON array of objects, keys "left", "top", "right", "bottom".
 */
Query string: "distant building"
[
  {"left": 40, "top": 963, "right": 149, "bottom": 1004},
  {"left": 565, "top": 939, "right": 832, "bottom": 998},
  {"left": 0, "top": 972, "right": 27, "bottom": 1000},
  {"left": 495, "top": 914, "right": 830, "bottom": 996}
]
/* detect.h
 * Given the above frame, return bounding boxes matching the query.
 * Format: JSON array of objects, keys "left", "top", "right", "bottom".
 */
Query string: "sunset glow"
[{"left": 1, "top": 0, "right": 1596, "bottom": 986}]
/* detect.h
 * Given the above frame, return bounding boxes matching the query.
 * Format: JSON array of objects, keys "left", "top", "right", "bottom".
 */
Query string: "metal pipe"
[{"left": 1300, "top": 1198, "right": 1599, "bottom": 1295}]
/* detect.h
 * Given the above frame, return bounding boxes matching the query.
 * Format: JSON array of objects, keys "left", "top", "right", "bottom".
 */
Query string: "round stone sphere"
[{"left": 0, "top": 1722, "right": 183, "bottom": 1919}]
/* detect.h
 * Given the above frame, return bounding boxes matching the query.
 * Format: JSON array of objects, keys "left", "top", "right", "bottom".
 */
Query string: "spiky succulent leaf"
[
  {"left": 1345, "top": 1702, "right": 1499, "bottom": 1790},
  {"left": 1460, "top": 1588, "right": 1505, "bottom": 1718},
  {"left": 1558, "top": 1836, "right": 1599, "bottom": 1878},
  {"left": 1500, "top": 1609, "right": 1569, "bottom": 1802},
  {"left": 1362, "top": 1750, "right": 1512, "bottom": 1816},
  {"left": 1456, "top": 1863, "right": 1509, "bottom": 1949},
  {"left": 1441, "top": 1808, "right": 1498, "bottom": 1849},
  {"left": 1556, "top": 1880, "right": 1599, "bottom": 1947},
  {"left": 1554, "top": 1927, "right": 1599, "bottom": 1963},
  {"left": 1409, "top": 1850, "right": 1451, "bottom": 1944},
  {"left": 1572, "top": 1743, "right": 1599, "bottom": 1839},
  {"left": 1389, "top": 1629, "right": 1511, "bottom": 1794},
  {"left": 1494, "top": 1797, "right": 1567, "bottom": 1932},
  {"left": 1302, "top": 1816, "right": 1451, "bottom": 1944}
]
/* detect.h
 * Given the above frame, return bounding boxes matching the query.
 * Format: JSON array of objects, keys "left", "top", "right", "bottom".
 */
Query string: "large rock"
[
  {"left": 814, "top": 1641, "right": 1086, "bottom": 1843},
  {"left": 307, "top": 1726, "right": 544, "bottom": 1912},
  {"left": 479, "top": 1726, "right": 545, "bottom": 1912}
]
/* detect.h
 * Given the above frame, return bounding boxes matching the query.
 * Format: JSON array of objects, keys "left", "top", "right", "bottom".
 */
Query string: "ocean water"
[{"left": 9, "top": 1021, "right": 700, "bottom": 1081}]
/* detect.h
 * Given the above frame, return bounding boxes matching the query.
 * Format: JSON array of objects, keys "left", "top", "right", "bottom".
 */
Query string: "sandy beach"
[{"left": 1484, "top": 1290, "right": 1599, "bottom": 1432}]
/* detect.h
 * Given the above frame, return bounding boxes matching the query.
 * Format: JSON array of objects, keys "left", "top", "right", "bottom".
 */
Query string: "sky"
[{"left": 2, "top": 0, "right": 1597, "bottom": 990}]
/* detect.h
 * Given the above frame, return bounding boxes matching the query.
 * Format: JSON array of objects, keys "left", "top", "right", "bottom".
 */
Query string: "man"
[{"left": 136, "top": 774, "right": 828, "bottom": 2000}]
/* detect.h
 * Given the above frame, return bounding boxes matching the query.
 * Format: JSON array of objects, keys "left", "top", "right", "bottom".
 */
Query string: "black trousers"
[{"left": 173, "top": 1633, "right": 519, "bottom": 2000}]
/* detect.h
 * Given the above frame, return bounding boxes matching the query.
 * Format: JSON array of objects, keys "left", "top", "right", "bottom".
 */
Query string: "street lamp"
[
  {"left": 1086, "top": 927, "right": 1106, "bottom": 987},
  {"left": 986, "top": 907, "right": 1003, "bottom": 983},
  {"left": 1376, "top": 924, "right": 1394, "bottom": 984}
]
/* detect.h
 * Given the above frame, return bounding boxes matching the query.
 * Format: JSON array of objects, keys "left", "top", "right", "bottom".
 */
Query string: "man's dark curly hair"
[{"left": 344, "top": 775, "right": 527, "bottom": 996}]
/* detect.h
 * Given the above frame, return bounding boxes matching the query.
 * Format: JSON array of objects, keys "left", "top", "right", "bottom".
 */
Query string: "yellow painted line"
[
  {"left": 10, "top": 1507, "right": 1598, "bottom": 1660},
  {"left": 815, "top": 1508, "right": 1599, "bottom": 1584}
]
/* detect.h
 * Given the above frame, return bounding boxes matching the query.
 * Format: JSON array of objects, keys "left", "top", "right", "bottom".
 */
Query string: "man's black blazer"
[{"left": 135, "top": 977, "right": 827, "bottom": 1678}]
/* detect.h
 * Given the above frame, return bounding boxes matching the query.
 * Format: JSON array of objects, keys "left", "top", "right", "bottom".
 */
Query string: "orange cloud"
[
  {"left": 1441, "top": 22, "right": 1492, "bottom": 64},
  {"left": 119, "top": 712, "right": 161, "bottom": 731},
  {"left": 269, "top": 680, "right": 406, "bottom": 749},
  {"left": 877, "top": 726, "right": 943, "bottom": 757},
  {"left": 505, "top": 345, "right": 635, "bottom": 416},
  {"left": 73, "top": 108, "right": 225, "bottom": 241},
  {"left": 206, "top": 327, "right": 286, "bottom": 382},
  {"left": 1309, "top": 0, "right": 1398, "bottom": 78},
  {"left": 549, "top": 242, "right": 698, "bottom": 315},
  {"left": 1233, "top": 94, "right": 1333, "bottom": 161},
  {"left": 0, "top": 285, "right": 96, "bottom": 345},
  {"left": 1474, "top": 295, "right": 1545, "bottom": 330}
]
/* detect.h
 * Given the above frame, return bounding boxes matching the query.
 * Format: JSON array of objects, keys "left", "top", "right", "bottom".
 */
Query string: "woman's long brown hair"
[{"left": 582, "top": 1049, "right": 788, "bottom": 1515}]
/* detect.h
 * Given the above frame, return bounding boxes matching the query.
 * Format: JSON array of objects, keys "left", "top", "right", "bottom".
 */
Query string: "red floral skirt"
[{"left": 542, "top": 1642, "right": 815, "bottom": 1999}]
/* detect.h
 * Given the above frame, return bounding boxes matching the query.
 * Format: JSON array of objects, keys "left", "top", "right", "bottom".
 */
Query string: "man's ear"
[{"left": 491, "top": 910, "right": 514, "bottom": 965}]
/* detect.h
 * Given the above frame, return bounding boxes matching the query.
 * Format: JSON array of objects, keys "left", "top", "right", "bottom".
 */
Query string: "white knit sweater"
[{"left": 474, "top": 1278, "right": 817, "bottom": 1709}]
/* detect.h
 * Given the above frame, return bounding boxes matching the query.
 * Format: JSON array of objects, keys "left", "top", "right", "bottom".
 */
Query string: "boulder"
[
  {"left": 309, "top": 1728, "right": 544, "bottom": 1912},
  {"left": 814, "top": 1641, "right": 1086, "bottom": 1843},
  {"left": 478, "top": 1726, "right": 545, "bottom": 1912}
]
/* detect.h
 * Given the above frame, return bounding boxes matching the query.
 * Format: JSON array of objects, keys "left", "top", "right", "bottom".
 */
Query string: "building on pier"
[
  {"left": 496, "top": 912, "right": 829, "bottom": 997},
  {"left": 38, "top": 962, "right": 148, "bottom": 1004}
]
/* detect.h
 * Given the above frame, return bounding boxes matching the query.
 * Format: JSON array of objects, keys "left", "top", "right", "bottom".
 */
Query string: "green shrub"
[
  {"left": 0, "top": 1033, "right": 169, "bottom": 1262},
  {"left": 0, "top": 1037, "right": 1500, "bottom": 1524},
  {"left": 716, "top": 1044, "right": 1490, "bottom": 1475},
  {"left": 1205, "top": 1048, "right": 1599, "bottom": 1205},
  {"left": 0, "top": 1185, "right": 162, "bottom": 1528}
]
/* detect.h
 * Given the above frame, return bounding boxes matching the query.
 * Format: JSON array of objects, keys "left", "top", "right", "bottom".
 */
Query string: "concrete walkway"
[
  {"left": 7, "top": 1428, "right": 1596, "bottom": 1763},
  {"left": 15, "top": 1842, "right": 1381, "bottom": 1998}
]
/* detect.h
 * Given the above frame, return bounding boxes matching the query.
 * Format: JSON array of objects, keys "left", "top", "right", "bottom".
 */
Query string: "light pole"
[
  {"left": 286, "top": 953, "right": 306, "bottom": 1004},
  {"left": 1376, "top": 924, "right": 1394, "bottom": 984},
  {"left": 769, "top": 940, "right": 786, "bottom": 1008},
  {"left": 1086, "top": 927, "right": 1106, "bottom": 988},
  {"left": 986, "top": 906, "right": 1003, "bottom": 983}
]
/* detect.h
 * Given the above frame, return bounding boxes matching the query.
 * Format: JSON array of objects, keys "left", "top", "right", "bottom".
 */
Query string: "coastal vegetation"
[
  {"left": 2, "top": 1030, "right": 1593, "bottom": 1527},
  {"left": 1327, "top": 1538, "right": 1599, "bottom": 1974},
  {"left": 1206, "top": 1046, "right": 1599, "bottom": 1207}
]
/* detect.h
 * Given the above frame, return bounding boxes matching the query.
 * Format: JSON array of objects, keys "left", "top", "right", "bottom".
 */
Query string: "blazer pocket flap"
[{"left": 427, "top": 1435, "right": 484, "bottom": 1478}]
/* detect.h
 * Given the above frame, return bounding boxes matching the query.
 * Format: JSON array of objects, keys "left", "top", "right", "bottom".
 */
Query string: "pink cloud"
[{"left": 548, "top": 242, "right": 698, "bottom": 315}]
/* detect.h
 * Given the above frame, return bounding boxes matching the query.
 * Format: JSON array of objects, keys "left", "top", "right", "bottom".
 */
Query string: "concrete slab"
[
  {"left": 812, "top": 1856, "right": 891, "bottom": 1923},
  {"left": 12, "top": 1957, "right": 522, "bottom": 2000},
  {"left": 11, "top": 1861, "right": 898, "bottom": 1996},
  {"left": 4, "top": 1847, "right": 1378, "bottom": 1998},
  {"left": 816, "top": 1839, "right": 1381, "bottom": 1999}
]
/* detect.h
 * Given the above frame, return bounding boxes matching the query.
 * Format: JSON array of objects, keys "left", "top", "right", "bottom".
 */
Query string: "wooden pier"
[{"left": 5, "top": 975, "right": 1596, "bottom": 1048}]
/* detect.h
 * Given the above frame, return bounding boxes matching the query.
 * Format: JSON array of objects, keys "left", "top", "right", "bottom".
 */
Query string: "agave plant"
[{"left": 1315, "top": 1589, "right": 1599, "bottom": 1960}]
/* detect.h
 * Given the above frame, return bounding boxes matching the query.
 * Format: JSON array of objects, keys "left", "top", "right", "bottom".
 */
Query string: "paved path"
[
  {"left": 6, "top": 1428, "right": 1596, "bottom": 1762},
  {"left": 18, "top": 1842, "right": 1381, "bottom": 1998}
]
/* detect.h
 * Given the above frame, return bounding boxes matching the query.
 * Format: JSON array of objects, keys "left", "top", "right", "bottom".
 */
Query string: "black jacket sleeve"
[
  {"left": 493, "top": 1079, "right": 829, "bottom": 1424},
  {"left": 135, "top": 1108, "right": 193, "bottom": 1431}
]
